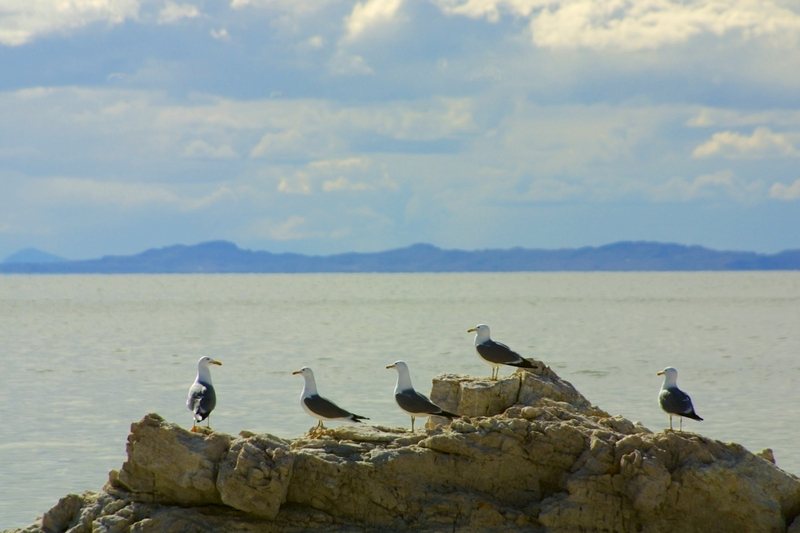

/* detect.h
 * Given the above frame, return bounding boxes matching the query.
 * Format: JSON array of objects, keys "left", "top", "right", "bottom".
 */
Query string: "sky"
[{"left": 1, "top": 0, "right": 800, "bottom": 260}]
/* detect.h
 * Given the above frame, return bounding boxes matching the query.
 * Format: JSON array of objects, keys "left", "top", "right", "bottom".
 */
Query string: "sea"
[{"left": 1, "top": 273, "right": 798, "bottom": 528}]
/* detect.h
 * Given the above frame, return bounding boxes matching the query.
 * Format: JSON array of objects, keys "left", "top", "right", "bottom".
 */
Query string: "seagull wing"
[
  {"left": 660, "top": 387, "right": 696, "bottom": 416},
  {"left": 304, "top": 394, "right": 356, "bottom": 420},
  {"left": 395, "top": 389, "right": 453, "bottom": 417},
  {"left": 187, "top": 381, "right": 216, "bottom": 421},
  {"left": 477, "top": 339, "right": 525, "bottom": 365}
]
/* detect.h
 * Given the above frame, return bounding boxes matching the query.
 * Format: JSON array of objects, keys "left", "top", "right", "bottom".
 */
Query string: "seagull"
[
  {"left": 657, "top": 366, "right": 703, "bottom": 431},
  {"left": 186, "top": 356, "right": 222, "bottom": 432},
  {"left": 467, "top": 324, "right": 535, "bottom": 380},
  {"left": 292, "top": 367, "right": 369, "bottom": 432},
  {"left": 386, "top": 360, "right": 458, "bottom": 432}
]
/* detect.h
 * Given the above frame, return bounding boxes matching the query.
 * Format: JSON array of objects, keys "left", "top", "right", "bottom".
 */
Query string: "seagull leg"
[
  {"left": 411, "top": 416, "right": 415, "bottom": 432},
  {"left": 669, "top": 415, "right": 673, "bottom": 431},
  {"left": 679, "top": 417, "right": 683, "bottom": 432}
]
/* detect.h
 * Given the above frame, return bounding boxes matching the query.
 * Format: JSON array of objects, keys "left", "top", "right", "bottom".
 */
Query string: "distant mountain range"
[{"left": 2, "top": 240, "right": 799, "bottom": 273}]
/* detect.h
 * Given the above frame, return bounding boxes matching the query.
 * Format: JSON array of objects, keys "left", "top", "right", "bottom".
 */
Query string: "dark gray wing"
[
  {"left": 477, "top": 340, "right": 525, "bottom": 365},
  {"left": 187, "top": 381, "right": 216, "bottom": 421},
  {"left": 304, "top": 394, "right": 355, "bottom": 420},
  {"left": 395, "top": 389, "right": 454, "bottom": 417},
  {"left": 659, "top": 387, "right": 699, "bottom": 417}
]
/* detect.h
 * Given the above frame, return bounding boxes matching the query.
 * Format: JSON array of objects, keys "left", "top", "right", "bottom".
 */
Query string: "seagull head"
[
  {"left": 386, "top": 360, "right": 408, "bottom": 372},
  {"left": 657, "top": 367, "right": 678, "bottom": 386},
  {"left": 292, "top": 367, "right": 313, "bottom": 378},
  {"left": 386, "top": 360, "right": 413, "bottom": 390},
  {"left": 197, "top": 356, "right": 222, "bottom": 368},
  {"left": 467, "top": 324, "right": 491, "bottom": 343}
]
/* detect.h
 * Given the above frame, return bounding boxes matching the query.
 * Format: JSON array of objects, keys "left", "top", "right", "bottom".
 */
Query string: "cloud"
[
  {"left": 250, "top": 129, "right": 306, "bottom": 159},
  {"left": 157, "top": 2, "right": 201, "bottom": 25},
  {"left": 651, "top": 171, "right": 763, "bottom": 202},
  {"left": 277, "top": 173, "right": 312, "bottom": 195},
  {"left": 433, "top": 0, "right": 541, "bottom": 22},
  {"left": 0, "top": 0, "right": 140, "bottom": 46},
  {"left": 693, "top": 127, "right": 798, "bottom": 159},
  {"left": 248, "top": 215, "right": 313, "bottom": 241},
  {"left": 435, "top": 0, "right": 800, "bottom": 51},
  {"left": 210, "top": 28, "right": 230, "bottom": 41},
  {"left": 277, "top": 157, "right": 398, "bottom": 195},
  {"left": 344, "top": 0, "right": 404, "bottom": 41},
  {"left": 329, "top": 50, "right": 374, "bottom": 75},
  {"left": 182, "top": 140, "right": 237, "bottom": 159},
  {"left": 687, "top": 109, "right": 800, "bottom": 129},
  {"left": 31, "top": 177, "right": 234, "bottom": 211},
  {"left": 769, "top": 178, "right": 800, "bottom": 201}
]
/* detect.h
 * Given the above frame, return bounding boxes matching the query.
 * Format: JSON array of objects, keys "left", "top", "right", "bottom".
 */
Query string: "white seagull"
[
  {"left": 292, "top": 367, "right": 369, "bottom": 432},
  {"left": 386, "top": 360, "right": 457, "bottom": 432},
  {"left": 657, "top": 366, "right": 703, "bottom": 431},
  {"left": 467, "top": 324, "right": 534, "bottom": 380},
  {"left": 186, "top": 356, "right": 222, "bottom": 432}
]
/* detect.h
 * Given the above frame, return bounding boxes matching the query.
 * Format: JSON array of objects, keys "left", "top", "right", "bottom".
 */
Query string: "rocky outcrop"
[{"left": 12, "top": 361, "right": 800, "bottom": 532}]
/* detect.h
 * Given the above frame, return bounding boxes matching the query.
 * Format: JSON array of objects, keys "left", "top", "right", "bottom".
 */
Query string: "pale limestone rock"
[
  {"left": 516, "top": 362, "right": 593, "bottom": 412},
  {"left": 14, "top": 369, "right": 800, "bottom": 533},
  {"left": 216, "top": 433, "right": 293, "bottom": 518},
  {"left": 115, "top": 413, "right": 231, "bottom": 506},
  {"left": 430, "top": 372, "right": 519, "bottom": 417}
]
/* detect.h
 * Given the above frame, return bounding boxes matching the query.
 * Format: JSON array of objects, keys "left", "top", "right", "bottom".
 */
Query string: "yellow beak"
[
  {"left": 385, "top": 363, "right": 395, "bottom": 369},
  {"left": 467, "top": 327, "right": 476, "bottom": 333}
]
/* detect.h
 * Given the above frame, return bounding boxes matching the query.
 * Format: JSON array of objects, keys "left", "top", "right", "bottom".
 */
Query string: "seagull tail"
[
  {"left": 685, "top": 411, "right": 703, "bottom": 421},
  {"left": 437, "top": 409, "right": 459, "bottom": 419},
  {"left": 350, "top": 414, "right": 370, "bottom": 423},
  {"left": 510, "top": 357, "right": 536, "bottom": 369}
]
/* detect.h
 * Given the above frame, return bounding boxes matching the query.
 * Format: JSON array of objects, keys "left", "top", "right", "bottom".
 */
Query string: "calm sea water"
[{"left": 1, "top": 273, "right": 798, "bottom": 528}]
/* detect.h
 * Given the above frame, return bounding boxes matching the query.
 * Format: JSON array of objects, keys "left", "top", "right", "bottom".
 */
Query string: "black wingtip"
[
  {"left": 351, "top": 414, "right": 370, "bottom": 423},
  {"left": 509, "top": 357, "right": 536, "bottom": 369}
]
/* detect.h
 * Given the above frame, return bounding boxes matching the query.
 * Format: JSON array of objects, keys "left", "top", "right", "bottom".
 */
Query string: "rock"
[
  {"left": 13, "top": 370, "right": 800, "bottom": 532},
  {"left": 217, "top": 434, "right": 293, "bottom": 518},
  {"left": 41, "top": 493, "right": 86, "bottom": 532},
  {"left": 114, "top": 413, "right": 232, "bottom": 506}
]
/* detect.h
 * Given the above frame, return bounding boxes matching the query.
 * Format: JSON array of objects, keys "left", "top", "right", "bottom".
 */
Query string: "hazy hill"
[
  {"left": 3, "top": 248, "right": 65, "bottom": 264},
  {"left": 1, "top": 240, "right": 799, "bottom": 273}
]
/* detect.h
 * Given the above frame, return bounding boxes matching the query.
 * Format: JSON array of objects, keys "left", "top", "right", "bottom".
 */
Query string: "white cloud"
[
  {"left": 434, "top": 0, "right": 542, "bottom": 22},
  {"left": 693, "top": 127, "right": 798, "bottom": 159},
  {"left": 182, "top": 140, "right": 237, "bottom": 159},
  {"left": 0, "top": 0, "right": 140, "bottom": 46},
  {"left": 306, "top": 35, "right": 325, "bottom": 48},
  {"left": 248, "top": 215, "right": 312, "bottom": 241},
  {"left": 250, "top": 129, "right": 305, "bottom": 158},
  {"left": 322, "top": 175, "right": 397, "bottom": 192},
  {"left": 651, "top": 171, "right": 763, "bottom": 202},
  {"left": 344, "top": 0, "right": 404, "bottom": 41},
  {"left": 435, "top": 0, "right": 800, "bottom": 51},
  {"left": 525, "top": 177, "right": 583, "bottom": 202},
  {"left": 329, "top": 50, "right": 374, "bottom": 75},
  {"left": 277, "top": 173, "right": 312, "bottom": 195},
  {"left": 277, "top": 158, "right": 398, "bottom": 195},
  {"left": 769, "top": 178, "right": 800, "bottom": 201},
  {"left": 30, "top": 177, "right": 234, "bottom": 211},
  {"left": 157, "top": 2, "right": 200, "bottom": 25},
  {"left": 687, "top": 109, "right": 800, "bottom": 129},
  {"left": 210, "top": 28, "right": 230, "bottom": 41}
]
